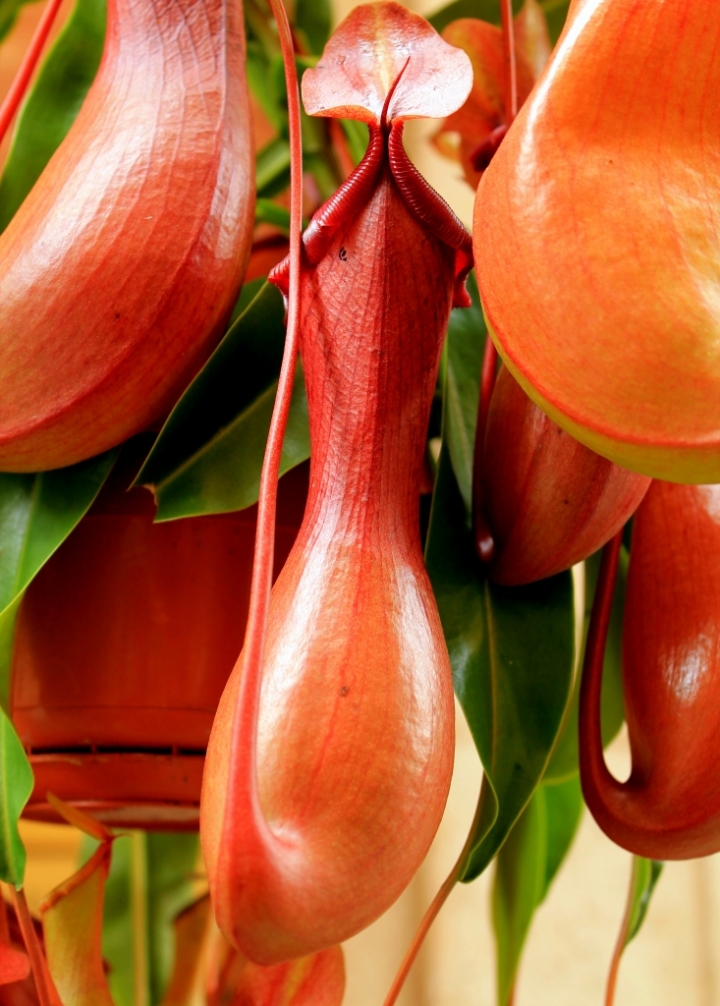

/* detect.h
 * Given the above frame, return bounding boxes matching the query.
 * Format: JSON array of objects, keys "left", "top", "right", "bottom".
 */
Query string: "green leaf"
[
  {"left": 151, "top": 365, "right": 309, "bottom": 521},
  {"left": 428, "top": 268, "right": 574, "bottom": 880},
  {"left": 338, "top": 119, "right": 369, "bottom": 167},
  {"left": 428, "top": 0, "right": 524, "bottom": 34},
  {"left": 146, "top": 834, "right": 201, "bottom": 1005},
  {"left": 0, "top": 0, "right": 106, "bottom": 231},
  {"left": 90, "top": 832, "right": 199, "bottom": 1006},
  {"left": 625, "top": 857, "right": 663, "bottom": 947},
  {"left": 255, "top": 198, "right": 291, "bottom": 233},
  {"left": 466, "top": 570, "right": 575, "bottom": 880},
  {"left": 246, "top": 42, "right": 284, "bottom": 132},
  {"left": 538, "top": 0, "right": 571, "bottom": 43},
  {"left": 492, "top": 775, "right": 582, "bottom": 1006},
  {"left": 492, "top": 787, "right": 546, "bottom": 1006},
  {"left": 544, "top": 546, "right": 627, "bottom": 782},
  {"left": 443, "top": 271, "right": 486, "bottom": 517},
  {"left": 425, "top": 445, "right": 575, "bottom": 882},
  {"left": 256, "top": 137, "right": 291, "bottom": 198},
  {"left": 0, "top": 709, "right": 33, "bottom": 886},
  {"left": 541, "top": 774, "right": 582, "bottom": 898},
  {"left": 295, "top": 0, "right": 330, "bottom": 54},
  {"left": 427, "top": 0, "right": 569, "bottom": 42},
  {"left": 139, "top": 283, "right": 286, "bottom": 490},
  {"left": 139, "top": 283, "right": 309, "bottom": 520}
]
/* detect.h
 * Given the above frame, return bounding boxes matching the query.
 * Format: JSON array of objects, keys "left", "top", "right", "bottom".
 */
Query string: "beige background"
[{"left": 6, "top": 0, "right": 719, "bottom": 1003}]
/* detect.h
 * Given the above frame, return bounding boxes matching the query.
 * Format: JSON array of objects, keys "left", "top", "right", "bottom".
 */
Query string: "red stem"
[
  {"left": 11, "top": 888, "right": 58, "bottom": 1006},
  {"left": 382, "top": 788, "right": 483, "bottom": 1006},
  {"left": 0, "top": 0, "right": 64, "bottom": 146},
  {"left": 499, "top": 0, "right": 518, "bottom": 126},
  {"left": 578, "top": 531, "right": 623, "bottom": 813},
  {"left": 223, "top": 0, "right": 303, "bottom": 851},
  {"left": 605, "top": 857, "right": 637, "bottom": 1006}
]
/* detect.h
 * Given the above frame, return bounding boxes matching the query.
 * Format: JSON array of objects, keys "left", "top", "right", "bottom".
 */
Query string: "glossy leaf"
[
  {"left": 427, "top": 263, "right": 575, "bottom": 878},
  {"left": 138, "top": 282, "right": 309, "bottom": 520},
  {"left": 425, "top": 442, "right": 575, "bottom": 882},
  {"left": 492, "top": 775, "right": 582, "bottom": 1005},
  {"left": 42, "top": 843, "right": 115, "bottom": 1006},
  {"left": 302, "top": 2, "right": 473, "bottom": 124},
  {"left": 0, "top": 0, "right": 106, "bottom": 232},
  {"left": 626, "top": 858, "right": 663, "bottom": 947},
  {"left": 543, "top": 547, "right": 627, "bottom": 783},
  {"left": 492, "top": 788, "right": 545, "bottom": 1006},
  {"left": 443, "top": 271, "right": 486, "bottom": 516},
  {"left": 606, "top": 856, "right": 664, "bottom": 1003},
  {"left": 0, "top": 710, "right": 33, "bottom": 886},
  {"left": 147, "top": 365, "right": 308, "bottom": 521}
]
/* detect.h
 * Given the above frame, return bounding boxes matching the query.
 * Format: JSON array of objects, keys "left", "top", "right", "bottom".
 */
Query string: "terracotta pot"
[{"left": 10, "top": 451, "right": 307, "bottom": 829}]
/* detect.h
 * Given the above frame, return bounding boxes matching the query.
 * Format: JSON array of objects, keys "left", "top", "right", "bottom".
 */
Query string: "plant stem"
[
  {"left": 226, "top": 0, "right": 303, "bottom": 846},
  {"left": 131, "top": 830, "right": 150, "bottom": 1006},
  {"left": 12, "top": 887, "right": 58, "bottom": 1006},
  {"left": 605, "top": 857, "right": 637, "bottom": 1006},
  {"left": 382, "top": 787, "right": 484, "bottom": 1006},
  {"left": 500, "top": 0, "right": 518, "bottom": 126},
  {"left": 0, "top": 0, "right": 64, "bottom": 145}
]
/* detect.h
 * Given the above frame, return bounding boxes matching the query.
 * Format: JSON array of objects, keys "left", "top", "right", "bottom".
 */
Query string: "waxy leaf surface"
[
  {"left": 138, "top": 283, "right": 309, "bottom": 520},
  {"left": 492, "top": 776, "right": 582, "bottom": 1006},
  {"left": 442, "top": 271, "right": 485, "bottom": 516},
  {"left": 0, "top": 711, "right": 33, "bottom": 887},
  {"left": 302, "top": 1, "right": 472, "bottom": 123},
  {"left": 426, "top": 442, "right": 575, "bottom": 881},
  {"left": 624, "top": 857, "right": 664, "bottom": 949},
  {"left": 426, "top": 265, "right": 575, "bottom": 877}
]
